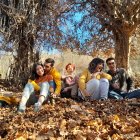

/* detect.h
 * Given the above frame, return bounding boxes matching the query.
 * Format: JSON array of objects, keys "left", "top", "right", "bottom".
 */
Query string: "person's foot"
[
  {"left": 18, "top": 105, "right": 25, "bottom": 113},
  {"left": 17, "top": 108, "right": 25, "bottom": 114},
  {"left": 34, "top": 102, "right": 41, "bottom": 112},
  {"left": 99, "top": 98, "right": 107, "bottom": 101}
]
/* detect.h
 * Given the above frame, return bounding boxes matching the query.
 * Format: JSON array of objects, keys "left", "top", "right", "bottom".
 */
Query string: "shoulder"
[
  {"left": 51, "top": 68, "right": 61, "bottom": 79},
  {"left": 52, "top": 67, "right": 60, "bottom": 73},
  {"left": 100, "top": 72, "right": 112, "bottom": 80},
  {"left": 45, "top": 74, "right": 53, "bottom": 79},
  {"left": 51, "top": 68, "right": 60, "bottom": 75},
  {"left": 81, "top": 69, "right": 89, "bottom": 74},
  {"left": 80, "top": 69, "right": 89, "bottom": 77},
  {"left": 118, "top": 68, "right": 126, "bottom": 73}
]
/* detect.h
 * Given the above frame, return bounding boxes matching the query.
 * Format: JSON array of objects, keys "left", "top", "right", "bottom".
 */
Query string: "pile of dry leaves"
[{"left": 0, "top": 97, "right": 140, "bottom": 140}]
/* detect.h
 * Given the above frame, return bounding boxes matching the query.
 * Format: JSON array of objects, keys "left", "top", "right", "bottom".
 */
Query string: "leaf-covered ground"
[{"left": 0, "top": 97, "right": 140, "bottom": 140}]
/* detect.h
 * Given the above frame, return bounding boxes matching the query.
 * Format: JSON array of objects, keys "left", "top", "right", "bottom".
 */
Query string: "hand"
[
  {"left": 61, "top": 75, "right": 66, "bottom": 80},
  {"left": 92, "top": 72, "right": 101, "bottom": 79},
  {"left": 80, "top": 90, "right": 91, "bottom": 101},
  {"left": 128, "top": 88, "right": 135, "bottom": 93},
  {"left": 65, "top": 77, "right": 74, "bottom": 85},
  {"left": 112, "top": 83, "right": 120, "bottom": 89},
  {"left": 52, "top": 93, "right": 60, "bottom": 98},
  {"left": 52, "top": 94, "right": 56, "bottom": 98},
  {"left": 83, "top": 90, "right": 90, "bottom": 97}
]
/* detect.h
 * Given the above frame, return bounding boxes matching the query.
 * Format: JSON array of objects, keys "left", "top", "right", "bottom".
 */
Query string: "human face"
[
  {"left": 36, "top": 65, "right": 44, "bottom": 77},
  {"left": 66, "top": 65, "right": 74, "bottom": 74},
  {"left": 44, "top": 63, "right": 52, "bottom": 73},
  {"left": 94, "top": 63, "right": 103, "bottom": 72},
  {"left": 107, "top": 60, "right": 116, "bottom": 72}
]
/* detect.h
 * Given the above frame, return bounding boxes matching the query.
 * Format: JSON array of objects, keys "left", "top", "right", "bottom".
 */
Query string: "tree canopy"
[{"left": 0, "top": 0, "right": 140, "bottom": 86}]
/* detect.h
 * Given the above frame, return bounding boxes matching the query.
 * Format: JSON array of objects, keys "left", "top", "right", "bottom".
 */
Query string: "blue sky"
[{"left": 0, "top": 5, "right": 103, "bottom": 55}]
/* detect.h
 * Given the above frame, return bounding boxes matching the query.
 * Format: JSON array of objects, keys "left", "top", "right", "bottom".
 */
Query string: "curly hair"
[
  {"left": 30, "top": 63, "right": 44, "bottom": 80},
  {"left": 88, "top": 58, "right": 104, "bottom": 73},
  {"left": 65, "top": 63, "right": 75, "bottom": 70}
]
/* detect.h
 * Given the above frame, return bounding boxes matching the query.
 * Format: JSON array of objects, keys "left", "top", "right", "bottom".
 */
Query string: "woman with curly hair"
[{"left": 78, "top": 58, "right": 112, "bottom": 101}]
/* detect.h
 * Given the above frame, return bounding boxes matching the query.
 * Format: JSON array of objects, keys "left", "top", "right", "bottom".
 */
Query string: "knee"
[
  {"left": 100, "top": 78, "right": 109, "bottom": 84},
  {"left": 25, "top": 82, "right": 35, "bottom": 91},
  {"left": 100, "top": 79, "right": 109, "bottom": 90},
  {"left": 23, "top": 83, "right": 34, "bottom": 96},
  {"left": 89, "top": 79, "right": 100, "bottom": 87},
  {"left": 22, "top": 91, "right": 30, "bottom": 99},
  {"left": 40, "top": 82, "right": 50, "bottom": 88},
  {"left": 26, "top": 82, "right": 34, "bottom": 88}
]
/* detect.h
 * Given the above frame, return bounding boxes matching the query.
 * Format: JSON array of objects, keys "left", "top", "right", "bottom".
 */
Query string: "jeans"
[
  {"left": 125, "top": 89, "right": 140, "bottom": 99},
  {"left": 109, "top": 89, "right": 140, "bottom": 99},
  {"left": 78, "top": 78, "right": 109, "bottom": 100},
  {"left": 19, "top": 82, "right": 50, "bottom": 110}
]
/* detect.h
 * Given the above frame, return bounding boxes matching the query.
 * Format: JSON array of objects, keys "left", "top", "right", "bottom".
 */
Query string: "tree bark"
[{"left": 114, "top": 30, "right": 131, "bottom": 71}]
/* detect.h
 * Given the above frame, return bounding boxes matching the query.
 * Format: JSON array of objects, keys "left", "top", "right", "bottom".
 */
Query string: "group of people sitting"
[{"left": 17, "top": 57, "right": 140, "bottom": 112}]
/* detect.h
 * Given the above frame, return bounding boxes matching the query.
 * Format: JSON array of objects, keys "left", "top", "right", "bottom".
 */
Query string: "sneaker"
[
  {"left": 18, "top": 105, "right": 25, "bottom": 113},
  {"left": 99, "top": 98, "right": 106, "bottom": 101},
  {"left": 34, "top": 102, "right": 41, "bottom": 112},
  {"left": 18, "top": 108, "right": 25, "bottom": 113}
]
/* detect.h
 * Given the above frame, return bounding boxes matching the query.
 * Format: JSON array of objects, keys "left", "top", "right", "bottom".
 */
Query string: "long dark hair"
[
  {"left": 30, "top": 63, "right": 44, "bottom": 80},
  {"left": 88, "top": 58, "right": 104, "bottom": 73}
]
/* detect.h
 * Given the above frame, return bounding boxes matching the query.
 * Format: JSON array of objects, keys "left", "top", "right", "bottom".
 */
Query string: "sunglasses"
[{"left": 107, "top": 62, "right": 115, "bottom": 65}]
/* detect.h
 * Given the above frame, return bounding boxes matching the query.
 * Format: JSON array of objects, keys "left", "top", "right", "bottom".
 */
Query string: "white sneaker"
[{"left": 34, "top": 102, "right": 41, "bottom": 112}]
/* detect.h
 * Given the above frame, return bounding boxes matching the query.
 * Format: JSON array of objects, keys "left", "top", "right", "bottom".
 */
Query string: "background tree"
[
  {"left": 94, "top": 0, "right": 140, "bottom": 70},
  {"left": 62, "top": 0, "right": 140, "bottom": 70},
  {"left": 0, "top": 0, "right": 72, "bottom": 87},
  {"left": 0, "top": 0, "right": 140, "bottom": 88}
]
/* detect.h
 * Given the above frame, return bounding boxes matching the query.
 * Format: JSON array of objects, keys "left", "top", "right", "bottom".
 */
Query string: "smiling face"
[
  {"left": 44, "top": 62, "right": 52, "bottom": 73},
  {"left": 36, "top": 65, "right": 44, "bottom": 77},
  {"left": 107, "top": 59, "right": 117, "bottom": 73},
  {"left": 66, "top": 64, "right": 75, "bottom": 74},
  {"left": 94, "top": 63, "right": 103, "bottom": 72}
]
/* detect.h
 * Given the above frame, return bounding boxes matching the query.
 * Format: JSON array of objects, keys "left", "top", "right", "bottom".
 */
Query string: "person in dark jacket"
[{"left": 106, "top": 57, "right": 140, "bottom": 99}]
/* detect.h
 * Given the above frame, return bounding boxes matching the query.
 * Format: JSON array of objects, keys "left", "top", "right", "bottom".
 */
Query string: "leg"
[
  {"left": 99, "top": 78, "right": 109, "bottom": 100},
  {"left": 18, "top": 82, "right": 34, "bottom": 112},
  {"left": 71, "top": 84, "right": 78, "bottom": 99},
  {"left": 34, "top": 82, "right": 50, "bottom": 112},
  {"left": 86, "top": 79, "right": 100, "bottom": 100},
  {"left": 125, "top": 89, "right": 140, "bottom": 99},
  {"left": 108, "top": 90, "right": 123, "bottom": 99}
]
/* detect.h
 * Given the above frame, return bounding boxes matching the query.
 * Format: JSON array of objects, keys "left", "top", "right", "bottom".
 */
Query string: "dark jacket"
[{"left": 107, "top": 68, "right": 133, "bottom": 93}]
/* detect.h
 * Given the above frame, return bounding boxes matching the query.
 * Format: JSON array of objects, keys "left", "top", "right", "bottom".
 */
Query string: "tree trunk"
[{"left": 114, "top": 31, "right": 131, "bottom": 71}]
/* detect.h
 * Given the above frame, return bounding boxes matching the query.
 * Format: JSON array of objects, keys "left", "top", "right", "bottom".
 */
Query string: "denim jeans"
[
  {"left": 19, "top": 82, "right": 50, "bottom": 110},
  {"left": 109, "top": 89, "right": 140, "bottom": 99},
  {"left": 78, "top": 78, "right": 109, "bottom": 100},
  {"left": 125, "top": 89, "right": 140, "bottom": 99}
]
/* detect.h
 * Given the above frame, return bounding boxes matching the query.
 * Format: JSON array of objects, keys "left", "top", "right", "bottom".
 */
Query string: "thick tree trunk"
[
  {"left": 114, "top": 31, "right": 130, "bottom": 71},
  {"left": 12, "top": 40, "right": 29, "bottom": 87}
]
